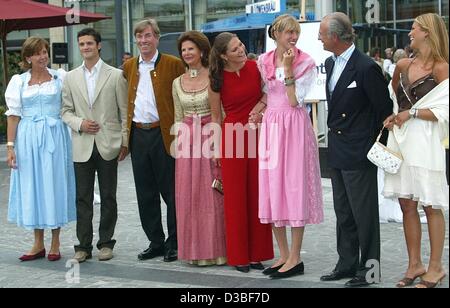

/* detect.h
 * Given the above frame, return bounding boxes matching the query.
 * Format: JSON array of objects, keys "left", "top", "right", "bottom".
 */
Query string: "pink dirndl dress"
[{"left": 257, "top": 48, "right": 324, "bottom": 227}]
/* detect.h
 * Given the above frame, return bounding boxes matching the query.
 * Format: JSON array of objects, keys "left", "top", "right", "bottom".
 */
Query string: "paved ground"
[{"left": 0, "top": 145, "right": 448, "bottom": 289}]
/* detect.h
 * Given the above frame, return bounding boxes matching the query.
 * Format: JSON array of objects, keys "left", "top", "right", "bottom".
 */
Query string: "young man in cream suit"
[{"left": 62, "top": 28, "right": 128, "bottom": 263}]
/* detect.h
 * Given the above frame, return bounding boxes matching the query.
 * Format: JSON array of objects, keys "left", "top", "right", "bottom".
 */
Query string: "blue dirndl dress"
[{"left": 6, "top": 69, "right": 76, "bottom": 229}]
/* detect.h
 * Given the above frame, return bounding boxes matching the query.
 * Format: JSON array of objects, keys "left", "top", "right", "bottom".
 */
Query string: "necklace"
[
  {"left": 189, "top": 68, "right": 202, "bottom": 78},
  {"left": 30, "top": 73, "right": 51, "bottom": 85}
]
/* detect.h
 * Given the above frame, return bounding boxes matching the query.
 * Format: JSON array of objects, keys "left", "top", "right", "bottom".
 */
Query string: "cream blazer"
[{"left": 62, "top": 61, "right": 128, "bottom": 162}]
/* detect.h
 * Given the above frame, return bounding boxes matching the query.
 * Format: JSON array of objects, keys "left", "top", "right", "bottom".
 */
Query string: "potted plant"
[
  {"left": 0, "top": 105, "right": 6, "bottom": 143},
  {"left": 0, "top": 51, "right": 21, "bottom": 144}
]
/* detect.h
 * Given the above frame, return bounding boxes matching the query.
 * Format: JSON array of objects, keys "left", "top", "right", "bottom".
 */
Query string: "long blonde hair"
[{"left": 414, "top": 13, "right": 449, "bottom": 63}]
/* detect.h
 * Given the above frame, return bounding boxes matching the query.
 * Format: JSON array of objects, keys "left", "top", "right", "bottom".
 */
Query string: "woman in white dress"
[{"left": 383, "top": 13, "right": 448, "bottom": 288}]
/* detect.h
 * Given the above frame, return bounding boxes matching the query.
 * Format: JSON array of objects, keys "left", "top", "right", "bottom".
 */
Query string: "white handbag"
[{"left": 367, "top": 128, "right": 403, "bottom": 174}]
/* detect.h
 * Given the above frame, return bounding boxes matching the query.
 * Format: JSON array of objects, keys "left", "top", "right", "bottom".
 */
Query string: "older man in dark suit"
[{"left": 318, "top": 12, "right": 393, "bottom": 287}]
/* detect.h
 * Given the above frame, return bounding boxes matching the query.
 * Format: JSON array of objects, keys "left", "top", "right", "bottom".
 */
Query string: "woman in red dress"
[{"left": 209, "top": 32, "right": 273, "bottom": 272}]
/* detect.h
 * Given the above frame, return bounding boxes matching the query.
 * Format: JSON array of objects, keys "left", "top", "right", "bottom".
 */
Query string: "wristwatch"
[{"left": 408, "top": 108, "right": 417, "bottom": 118}]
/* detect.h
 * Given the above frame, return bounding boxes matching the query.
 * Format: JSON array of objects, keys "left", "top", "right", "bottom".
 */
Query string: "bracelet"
[
  {"left": 284, "top": 78, "right": 295, "bottom": 86},
  {"left": 414, "top": 109, "right": 418, "bottom": 118},
  {"left": 6, "top": 141, "right": 14, "bottom": 148}
]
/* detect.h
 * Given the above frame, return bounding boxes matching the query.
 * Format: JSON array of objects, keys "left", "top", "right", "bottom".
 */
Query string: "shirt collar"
[
  {"left": 139, "top": 50, "right": 159, "bottom": 65},
  {"left": 332, "top": 44, "right": 355, "bottom": 62},
  {"left": 82, "top": 58, "right": 103, "bottom": 74}
]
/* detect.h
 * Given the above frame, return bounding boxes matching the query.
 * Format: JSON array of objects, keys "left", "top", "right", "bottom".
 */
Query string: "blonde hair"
[
  {"left": 134, "top": 18, "right": 160, "bottom": 38},
  {"left": 20, "top": 37, "right": 50, "bottom": 71},
  {"left": 269, "top": 14, "right": 300, "bottom": 40},
  {"left": 414, "top": 13, "right": 449, "bottom": 63}
]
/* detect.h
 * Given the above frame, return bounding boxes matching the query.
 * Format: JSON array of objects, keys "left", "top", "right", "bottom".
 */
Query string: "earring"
[{"left": 27, "top": 60, "right": 31, "bottom": 64}]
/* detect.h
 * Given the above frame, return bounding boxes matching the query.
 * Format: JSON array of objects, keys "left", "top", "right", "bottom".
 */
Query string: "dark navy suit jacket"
[{"left": 325, "top": 48, "right": 393, "bottom": 170}]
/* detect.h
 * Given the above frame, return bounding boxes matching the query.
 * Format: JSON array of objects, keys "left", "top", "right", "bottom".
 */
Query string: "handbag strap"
[{"left": 375, "top": 126, "right": 386, "bottom": 142}]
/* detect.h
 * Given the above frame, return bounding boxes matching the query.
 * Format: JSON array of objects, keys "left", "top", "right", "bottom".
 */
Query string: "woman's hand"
[
  {"left": 7, "top": 148, "right": 17, "bottom": 169},
  {"left": 394, "top": 110, "right": 410, "bottom": 128},
  {"left": 282, "top": 48, "right": 295, "bottom": 68},
  {"left": 383, "top": 114, "right": 396, "bottom": 130},
  {"left": 248, "top": 111, "right": 263, "bottom": 125},
  {"left": 212, "top": 156, "right": 221, "bottom": 168}
]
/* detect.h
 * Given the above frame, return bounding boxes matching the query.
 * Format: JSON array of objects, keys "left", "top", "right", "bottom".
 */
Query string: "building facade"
[{"left": 4, "top": 0, "right": 449, "bottom": 69}]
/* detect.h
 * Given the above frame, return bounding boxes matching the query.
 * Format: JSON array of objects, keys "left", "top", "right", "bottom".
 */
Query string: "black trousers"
[
  {"left": 330, "top": 166, "right": 380, "bottom": 278},
  {"left": 74, "top": 143, "right": 118, "bottom": 253},
  {"left": 130, "top": 126, "right": 177, "bottom": 250}
]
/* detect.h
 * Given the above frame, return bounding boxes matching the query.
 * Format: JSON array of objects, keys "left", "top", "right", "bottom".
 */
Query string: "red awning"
[{"left": 0, "top": 0, "right": 110, "bottom": 33}]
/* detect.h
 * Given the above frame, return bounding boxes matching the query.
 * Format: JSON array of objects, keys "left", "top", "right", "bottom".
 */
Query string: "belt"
[{"left": 133, "top": 121, "right": 160, "bottom": 129}]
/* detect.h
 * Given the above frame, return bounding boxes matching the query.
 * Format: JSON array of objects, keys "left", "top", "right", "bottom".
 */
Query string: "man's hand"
[
  {"left": 118, "top": 146, "right": 129, "bottom": 162},
  {"left": 80, "top": 119, "right": 100, "bottom": 134}
]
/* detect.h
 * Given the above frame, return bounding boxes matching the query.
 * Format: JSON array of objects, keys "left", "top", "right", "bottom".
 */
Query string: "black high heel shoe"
[{"left": 269, "top": 262, "right": 304, "bottom": 279}]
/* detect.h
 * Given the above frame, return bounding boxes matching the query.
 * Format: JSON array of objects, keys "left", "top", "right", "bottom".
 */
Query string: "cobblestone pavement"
[{"left": 0, "top": 146, "right": 448, "bottom": 289}]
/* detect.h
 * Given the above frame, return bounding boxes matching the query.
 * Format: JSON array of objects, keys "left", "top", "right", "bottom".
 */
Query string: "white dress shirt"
[
  {"left": 133, "top": 51, "right": 160, "bottom": 123},
  {"left": 329, "top": 44, "right": 355, "bottom": 96},
  {"left": 82, "top": 58, "right": 103, "bottom": 108}
]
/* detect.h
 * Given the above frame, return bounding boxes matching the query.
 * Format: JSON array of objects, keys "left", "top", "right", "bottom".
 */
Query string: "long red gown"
[{"left": 220, "top": 60, "right": 274, "bottom": 266}]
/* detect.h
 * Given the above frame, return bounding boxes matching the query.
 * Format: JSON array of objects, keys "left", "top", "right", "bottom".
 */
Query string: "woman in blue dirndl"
[{"left": 5, "top": 37, "right": 76, "bottom": 261}]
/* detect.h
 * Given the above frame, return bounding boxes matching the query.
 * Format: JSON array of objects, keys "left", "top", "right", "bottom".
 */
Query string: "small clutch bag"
[
  {"left": 367, "top": 128, "right": 403, "bottom": 174},
  {"left": 211, "top": 179, "right": 223, "bottom": 194}
]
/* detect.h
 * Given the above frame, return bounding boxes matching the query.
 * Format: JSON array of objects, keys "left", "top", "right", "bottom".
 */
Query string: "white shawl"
[{"left": 387, "top": 79, "right": 449, "bottom": 171}]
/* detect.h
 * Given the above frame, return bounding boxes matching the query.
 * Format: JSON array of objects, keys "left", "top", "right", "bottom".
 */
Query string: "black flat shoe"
[
  {"left": 250, "top": 262, "right": 265, "bottom": 270},
  {"left": 235, "top": 265, "right": 250, "bottom": 273},
  {"left": 262, "top": 264, "right": 285, "bottom": 275},
  {"left": 270, "top": 262, "right": 304, "bottom": 279}
]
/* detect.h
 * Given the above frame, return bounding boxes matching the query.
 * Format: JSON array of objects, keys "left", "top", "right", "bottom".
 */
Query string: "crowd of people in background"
[
  {"left": 3, "top": 12, "right": 448, "bottom": 288},
  {"left": 369, "top": 44, "right": 413, "bottom": 81}
]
